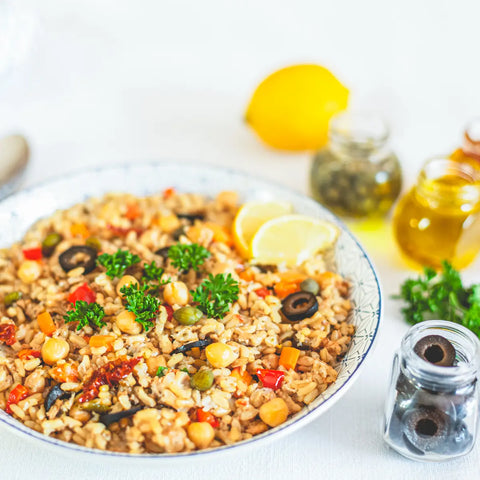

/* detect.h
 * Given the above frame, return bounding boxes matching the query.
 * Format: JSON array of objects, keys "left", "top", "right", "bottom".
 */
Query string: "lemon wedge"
[
  {"left": 250, "top": 214, "right": 339, "bottom": 267},
  {"left": 233, "top": 201, "right": 293, "bottom": 258}
]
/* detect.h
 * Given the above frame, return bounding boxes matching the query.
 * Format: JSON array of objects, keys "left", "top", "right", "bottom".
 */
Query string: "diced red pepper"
[
  {"left": 256, "top": 368, "right": 285, "bottom": 390},
  {"left": 254, "top": 287, "right": 270, "bottom": 298},
  {"left": 6, "top": 384, "right": 30, "bottom": 414},
  {"left": 78, "top": 357, "right": 141, "bottom": 403},
  {"left": 0, "top": 324, "right": 16, "bottom": 346},
  {"left": 17, "top": 349, "right": 41, "bottom": 360},
  {"left": 68, "top": 283, "right": 96, "bottom": 305},
  {"left": 163, "top": 304, "right": 174, "bottom": 322},
  {"left": 196, "top": 408, "right": 219, "bottom": 428},
  {"left": 163, "top": 187, "right": 175, "bottom": 199},
  {"left": 22, "top": 247, "right": 42, "bottom": 261}
]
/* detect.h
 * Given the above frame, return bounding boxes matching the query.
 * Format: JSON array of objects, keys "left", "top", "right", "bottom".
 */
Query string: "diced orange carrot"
[
  {"left": 274, "top": 272, "right": 307, "bottom": 299},
  {"left": 279, "top": 347, "right": 300, "bottom": 370},
  {"left": 230, "top": 366, "right": 253, "bottom": 386},
  {"left": 204, "top": 222, "right": 233, "bottom": 246},
  {"left": 37, "top": 311, "right": 56, "bottom": 336},
  {"left": 49, "top": 363, "right": 79, "bottom": 383},
  {"left": 89, "top": 335, "right": 115, "bottom": 351},
  {"left": 70, "top": 223, "right": 90, "bottom": 239},
  {"left": 163, "top": 187, "right": 176, "bottom": 199},
  {"left": 125, "top": 202, "right": 141, "bottom": 220},
  {"left": 238, "top": 268, "right": 255, "bottom": 282}
]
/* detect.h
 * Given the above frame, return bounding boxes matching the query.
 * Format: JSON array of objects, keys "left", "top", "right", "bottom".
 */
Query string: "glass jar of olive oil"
[
  {"left": 393, "top": 157, "right": 480, "bottom": 270},
  {"left": 310, "top": 111, "right": 402, "bottom": 218}
]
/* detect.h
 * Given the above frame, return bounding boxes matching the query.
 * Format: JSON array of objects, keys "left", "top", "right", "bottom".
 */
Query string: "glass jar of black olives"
[
  {"left": 383, "top": 320, "right": 480, "bottom": 462},
  {"left": 310, "top": 112, "right": 402, "bottom": 218}
]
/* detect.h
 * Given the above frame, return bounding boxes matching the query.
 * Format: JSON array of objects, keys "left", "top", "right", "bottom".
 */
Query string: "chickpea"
[
  {"left": 116, "top": 275, "right": 139, "bottom": 297},
  {"left": 205, "top": 342, "right": 237, "bottom": 368},
  {"left": 115, "top": 310, "right": 142, "bottom": 335},
  {"left": 187, "top": 422, "right": 215, "bottom": 449},
  {"left": 24, "top": 370, "right": 45, "bottom": 393},
  {"left": 259, "top": 397, "right": 288, "bottom": 427},
  {"left": 158, "top": 214, "right": 181, "bottom": 233},
  {"left": 17, "top": 260, "right": 42, "bottom": 284},
  {"left": 69, "top": 404, "right": 91, "bottom": 423},
  {"left": 41, "top": 337, "right": 70, "bottom": 365},
  {"left": 163, "top": 281, "right": 189, "bottom": 306}
]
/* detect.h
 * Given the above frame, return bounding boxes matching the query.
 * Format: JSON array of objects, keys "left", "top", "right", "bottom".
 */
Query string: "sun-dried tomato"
[
  {"left": 0, "top": 324, "right": 16, "bottom": 346},
  {"left": 78, "top": 357, "right": 141, "bottom": 403},
  {"left": 6, "top": 384, "right": 30, "bottom": 414}
]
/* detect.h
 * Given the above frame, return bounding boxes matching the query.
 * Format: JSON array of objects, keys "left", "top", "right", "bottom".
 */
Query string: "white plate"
[{"left": 0, "top": 161, "right": 382, "bottom": 462}]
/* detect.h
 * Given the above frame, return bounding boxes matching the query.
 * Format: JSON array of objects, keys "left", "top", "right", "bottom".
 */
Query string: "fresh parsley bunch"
[
  {"left": 192, "top": 273, "right": 239, "bottom": 319},
  {"left": 168, "top": 243, "right": 210, "bottom": 272},
  {"left": 120, "top": 283, "right": 160, "bottom": 331},
  {"left": 64, "top": 301, "right": 106, "bottom": 331},
  {"left": 396, "top": 261, "right": 480, "bottom": 337},
  {"left": 97, "top": 249, "right": 140, "bottom": 279}
]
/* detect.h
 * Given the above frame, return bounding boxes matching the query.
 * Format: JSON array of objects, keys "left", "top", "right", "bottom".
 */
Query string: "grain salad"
[{"left": 0, "top": 189, "right": 353, "bottom": 453}]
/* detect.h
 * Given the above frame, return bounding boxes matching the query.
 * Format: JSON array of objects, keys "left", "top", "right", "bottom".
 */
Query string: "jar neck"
[
  {"left": 415, "top": 158, "right": 480, "bottom": 210},
  {"left": 400, "top": 321, "right": 480, "bottom": 391},
  {"left": 328, "top": 111, "right": 390, "bottom": 161}
]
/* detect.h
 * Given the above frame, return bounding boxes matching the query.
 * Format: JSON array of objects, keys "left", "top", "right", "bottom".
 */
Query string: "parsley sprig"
[
  {"left": 120, "top": 283, "right": 160, "bottom": 331},
  {"left": 192, "top": 273, "right": 239, "bottom": 319},
  {"left": 142, "top": 261, "right": 170, "bottom": 292},
  {"left": 64, "top": 300, "right": 106, "bottom": 331},
  {"left": 168, "top": 243, "right": 210, "bottom": 272},
  {"left": 395, "top": 261, "right": 480, "bottom": 337},
  {"left": 97, "top": 249, "right": 140, "bottom": 279}
]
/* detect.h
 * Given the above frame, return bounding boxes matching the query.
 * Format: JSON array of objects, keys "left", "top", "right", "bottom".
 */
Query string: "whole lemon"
[{"left": 245, "top": 64, "right": 349, "bottom": 151}]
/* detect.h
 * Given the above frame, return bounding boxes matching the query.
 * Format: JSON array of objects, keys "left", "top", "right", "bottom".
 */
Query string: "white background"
[{"left": 1, "top": 1, "right": 480, "bottom": 479}]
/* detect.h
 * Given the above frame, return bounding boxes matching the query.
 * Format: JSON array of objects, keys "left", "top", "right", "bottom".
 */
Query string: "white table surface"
[{"left": 1, "top": 1, "right": 480, "bottom": 479}]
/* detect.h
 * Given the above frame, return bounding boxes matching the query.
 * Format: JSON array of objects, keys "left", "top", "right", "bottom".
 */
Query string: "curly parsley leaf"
[
  {"left": 168, "top": 243, "right": 210, "bottom": 272},
  {"left": 64, "top": 301, "right": 106, "bottom": 331},
  {"left": 142, "top": 261, "right": 170, "bottom": 293},
  {"left": 97, "top": 249, "right": 140, "bottom": 279},
  {"left": 192, "top": 273, "right": 239, "bottom": 319},
  {"left": 395, "top": 261, "right": 480, "bottom": 338},
  {"left": 120, "top": 283, "right": 160, "bottom": 331}
]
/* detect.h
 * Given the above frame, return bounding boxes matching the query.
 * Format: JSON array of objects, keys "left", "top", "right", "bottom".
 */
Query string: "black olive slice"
[
  {"left": 170, "top": 338, "right": 213, "bottom": 355},
  {"left": 402, "top": 405, "right": 449, "bottom": 452},
  {"left": 59, "top": 246, "right": 98, "bottom": 274},
  {"left": 155, "top": 246, "right": 171, "bottom": 258},
  {"left": 414, "top": 335, "right": 456, "bottom": 367},
  {"left": 177, "top": 213, "right": 205, "bottom": 222},
  {"left": 280, "top": 291, "right": 318, "bottom": 322},
  {"left": 99, "top": 405, "right": 144, "bottom": 427},
  {"left": 44, "top": 384, "right": 70, "bottom": 412}
]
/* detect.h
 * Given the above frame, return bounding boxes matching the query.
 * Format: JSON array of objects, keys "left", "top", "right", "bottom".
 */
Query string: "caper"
[
  {"left": 300, "top": 278, "right": 319, "bottom": 296},
  {"left": 173, "top": 306, "right": 203, "bottom": 326},
  {"left": 41, "top": 232, "right": 62, "bottom": 257},
  {"left": 85, "top": 236, "right": 102, "bottom": 251},
  {"left": 80, "top": 400, "right": 110, "bottom": 413},
  {"left": 190, "top": 369, "right": 214, "bottom": 391},
  {"left": 4, "top": 291, "right": 22, "bottom": 307}
]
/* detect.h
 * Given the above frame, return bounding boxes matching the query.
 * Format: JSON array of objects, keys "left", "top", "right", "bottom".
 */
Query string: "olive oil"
[{"left": 393, "top": 158, "right": 480, "bottom": 270}]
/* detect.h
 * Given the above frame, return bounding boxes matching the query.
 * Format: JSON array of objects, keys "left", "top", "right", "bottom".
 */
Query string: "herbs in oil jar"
[{"left": 310, "top": 112, "right": 402, "bottom": 218}]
